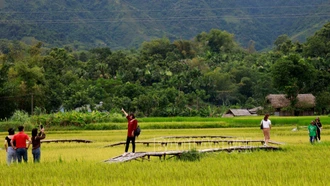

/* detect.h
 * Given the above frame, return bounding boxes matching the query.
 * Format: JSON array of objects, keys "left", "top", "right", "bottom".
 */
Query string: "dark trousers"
[
  {"left": 125, "top": 136, "right": 136, "bottom": 153},
  {"left": 32, "top": 147, "right": 41, "bottom": 163},
  {"left": 317, "top": 128, "right": 321, "bottom": 141},
  {"left": 16, "top": 148, "right": 28, "bottom": 163}
]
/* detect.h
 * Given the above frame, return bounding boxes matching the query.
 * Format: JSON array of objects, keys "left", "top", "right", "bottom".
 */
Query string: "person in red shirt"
[
  {"left": 11, "top": 125, "right": 31, "bottom": 163},
  {"left": 121, "top": 108, "right": 138, "bottom": 156}
]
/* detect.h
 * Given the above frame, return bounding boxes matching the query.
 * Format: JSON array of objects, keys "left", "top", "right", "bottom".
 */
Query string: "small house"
[
  {"left": 266, "top": 94, "right": 315, "bottom": 116},
  {"left": 222, "top": 109, "right": 252, "bottom": 117}
]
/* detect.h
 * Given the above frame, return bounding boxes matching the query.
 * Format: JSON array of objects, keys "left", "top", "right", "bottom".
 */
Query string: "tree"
[
  {"left": 140, "top": 37, "right": 174, "bottom": 60},
  {"left": 195, "top": 29, "right": 236, "bottom": 53},
  {"left": 303, "top": 22, "right": 330, "bottom": 58},
  {"left": 203, "top": 68, "right": 237, "bottom": 105},
  {"left": 272, "top": 54, "right": 315, "bottom": 93},
  {"left": 271, "top": 54, "right": 316, "bottom": 113},
  {"left": 274, "top": 34, "right": 294, "bottom": 54},
  {"left": 315, "top": 91, "right": 330, "bottom": 114}
]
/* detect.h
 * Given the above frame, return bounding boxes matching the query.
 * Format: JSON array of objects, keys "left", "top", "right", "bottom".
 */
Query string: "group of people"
[
  {"left": 308, "top": 117, "right": 322, "bottom": 144},
  {"left": 4, "top": 125, "right": 46, "bottom": 165},
  {"left": 261, "top": 114, "right": 323, "bottom": 146},
  {"left": 4, "top": 108, "right": 136, "bottom": 164}
]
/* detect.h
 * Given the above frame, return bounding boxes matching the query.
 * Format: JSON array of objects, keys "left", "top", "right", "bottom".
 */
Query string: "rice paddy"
[{"left": 1, "top": 127, "right": 330, "bottom": 186}]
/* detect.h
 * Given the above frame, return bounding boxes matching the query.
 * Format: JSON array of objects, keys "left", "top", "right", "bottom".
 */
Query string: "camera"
[{"left": 40, "top": 125, "right": 43, "bottom": 129}]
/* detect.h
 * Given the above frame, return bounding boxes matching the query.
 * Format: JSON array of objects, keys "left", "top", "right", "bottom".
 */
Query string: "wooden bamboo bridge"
[
  {"left": 162, "top": 135, "right": 236, "bottom": 139},
  {"left": 104, "top": 145, "right": 281, "bottom": 163},
  {"left": 104, "top": 139, "right": 284, "bottom": 147},
  {"left": 41, "top": 139, "right": 93, "bottom": 143}
]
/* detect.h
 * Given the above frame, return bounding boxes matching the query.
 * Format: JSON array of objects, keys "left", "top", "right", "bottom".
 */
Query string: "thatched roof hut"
[
  {"left": 266, "top": 94, "right": 315, "bottom": 108},
  {"left": 266, "top": 94, "right": 315, "bottom": 116},
  {"left": 222, "top": 109, "right": 252, "bottom": 117},
  {"left": 248, "top": 106, "right": 263, "bottom": 114}
]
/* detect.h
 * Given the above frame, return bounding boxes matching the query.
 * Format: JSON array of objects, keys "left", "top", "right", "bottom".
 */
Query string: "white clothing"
[{"left": 261, "top": 119, "right": 271, "bottom": 128}]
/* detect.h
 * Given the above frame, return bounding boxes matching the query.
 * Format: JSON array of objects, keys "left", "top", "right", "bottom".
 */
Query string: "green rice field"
[{"left": 1, "top": 125, "right": 330, "bottom": 185}]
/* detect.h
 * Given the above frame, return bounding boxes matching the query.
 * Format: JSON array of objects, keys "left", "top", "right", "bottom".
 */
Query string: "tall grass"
[{"left": 0, "top": 127, "right": 329, "bottom": 185}]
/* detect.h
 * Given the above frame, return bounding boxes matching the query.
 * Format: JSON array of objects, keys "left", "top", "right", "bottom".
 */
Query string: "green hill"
[{"left": 0, "top": 0, "right": 329, "bottom": 50}]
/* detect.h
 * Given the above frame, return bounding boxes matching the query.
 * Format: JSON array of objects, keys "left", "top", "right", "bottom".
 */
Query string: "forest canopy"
[{"left": 1, "top": 23, "right": 330, "bottom": 119}]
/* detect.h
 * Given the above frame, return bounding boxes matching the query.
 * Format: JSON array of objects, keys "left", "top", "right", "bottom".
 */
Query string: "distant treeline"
[
  {"left": 1, "top": 22, "right": 330, "bottom": 119},
  {"left": 0, "top": 110, "right": 328, "bottom": 132}
]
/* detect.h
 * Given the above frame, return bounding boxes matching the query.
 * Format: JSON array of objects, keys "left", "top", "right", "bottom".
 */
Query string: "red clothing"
[
  {"left": 126, "top": 116, "right": 138, "bottom": 137},
  {"left": 12, "top": 131, "right": 30, "bottom": 148}
]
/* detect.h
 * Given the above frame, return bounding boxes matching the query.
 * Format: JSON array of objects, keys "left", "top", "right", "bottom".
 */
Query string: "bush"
[
  {"left": 10, "top": 110, "right": 30, "bottom": 124},
  {"left": 178, "top": 149, "right": 202, "bottom": 162},
  {"left": 84, "top": 123, "right": 124, "bottom": 130},
  {"left": 0, "top": 121, "right": 34, "bottom": 132}
]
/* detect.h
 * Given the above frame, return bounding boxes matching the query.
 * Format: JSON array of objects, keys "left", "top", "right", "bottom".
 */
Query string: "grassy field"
[
  {"left": 2, "top": 115, "right": 329, "bottom": 131},
  {"left": 1, "top": 126, "right": 330, "bottom": 185}
]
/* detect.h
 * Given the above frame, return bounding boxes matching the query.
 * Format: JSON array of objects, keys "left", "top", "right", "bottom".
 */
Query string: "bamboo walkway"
[
  {"left": 104, "top": 139, "right": 284, "bottom": 147},
  {"left": 104, "top": 145, "right": 281, "bottom": 163},
  {"left": 162, "top": 135, "right": 235, "bottom": 139},
  {"left": 41, "top": 139, "right": 93, "bottom": 143}
]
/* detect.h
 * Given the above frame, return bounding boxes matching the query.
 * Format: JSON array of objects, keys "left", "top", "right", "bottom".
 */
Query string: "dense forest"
[
  {"left": 0, "top": 0, "right": 330, "bottom": 50},
  {"left": 1, "top": 22, "right": 330, "bottom": 119}
]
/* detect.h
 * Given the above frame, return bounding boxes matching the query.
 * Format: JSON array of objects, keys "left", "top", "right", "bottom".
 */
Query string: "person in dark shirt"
[
  {"left": 121, "top": 108, "right": 138, "bottom": 156},
  {"left": 315, "top": 117, "right": 322, "bottom": 142},
  {"left": 4, "top": 128, "right": 17, "bottom": 165},
  {"left": 31, "top": 127, "right": 46, "bottom": 163}
]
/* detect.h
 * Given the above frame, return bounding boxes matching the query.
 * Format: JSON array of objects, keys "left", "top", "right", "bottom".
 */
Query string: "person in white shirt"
[{"left": 261, "top": 114, "right": 271, "bottom": 146}]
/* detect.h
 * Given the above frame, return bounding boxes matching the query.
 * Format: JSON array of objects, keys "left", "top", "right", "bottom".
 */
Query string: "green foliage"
[
  {"left": 1, "top": 21, "right": 330, "bottom": 119},
  {"left": 29, "top": 111, "right": 126, "bottom": 128},
  {"left": 0, "top": 121, "right": 21, "bottom": 132},
  {"left": 2, "top": 115, "right": 328, "bottom": 131},
  {"left": 9, "top": 110, "right": 30, "bottom": 123},
  {"left": 304, "top": 22, "right": 330, "bottom": 58},
  {"left": 178, "top": 149, "right": 202, "bottom": 162}
]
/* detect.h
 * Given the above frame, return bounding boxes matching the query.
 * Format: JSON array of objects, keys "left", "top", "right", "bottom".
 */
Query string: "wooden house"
[
  {"left": 222, "top": 109, "right": 252, "bottom": 117},
  {"left": 266, "top": 94, "right": 315, "bottom": 116}
]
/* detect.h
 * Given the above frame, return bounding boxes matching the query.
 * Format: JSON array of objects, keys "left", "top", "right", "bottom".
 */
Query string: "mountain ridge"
[{"left": 0, "top": 0, "right": 329, "bottom": 50}]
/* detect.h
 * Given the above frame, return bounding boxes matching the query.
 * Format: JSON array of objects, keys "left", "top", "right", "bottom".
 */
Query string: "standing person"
[
  {"left": 315, "top": 117, "right": 322, "bottom": 142},
  {"left": 31, "top": 126, "right": 46, "bottom": 163},
  {"left": 4, "top": 128, "right": 17, "bottom": 165},
  {"left": 10, "top": 125, "right": 31, "bottom": 163},
  {"left": 260, "top": 114, "right": 271, "bottom": 146},
  {"left": 121, "top": 108, "right": 138, "bottom": 156},
  {"left": 308, "top": 120, "right": 317, "bottom": 144}
]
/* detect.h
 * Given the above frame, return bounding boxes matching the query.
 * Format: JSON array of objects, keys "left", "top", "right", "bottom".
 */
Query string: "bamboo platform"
[
  {"left": 104, "top": 146, "right": 281, "bottom": 163},
  {"left": 162, "top": 135, "right": 235, "bottom": 139},
  {"left": 104, "top": 139, "right": 284, "bottom": 147},
  {"left": 41, "top": 139, "right": 93, "bottom": 143}
]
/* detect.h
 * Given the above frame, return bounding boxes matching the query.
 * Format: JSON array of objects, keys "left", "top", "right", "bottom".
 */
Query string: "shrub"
[
  {"left": 0, "top": 121, "right": 34, "bottom": 132},
  {"left": 10, "top": 110, "right": 30, "bottom": 124},
  {"left": 178, "top": 149, "right": 202, "bottom": 162}
]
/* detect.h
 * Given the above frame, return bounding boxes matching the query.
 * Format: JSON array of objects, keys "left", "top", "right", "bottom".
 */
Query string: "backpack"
[{"left": 134, "top": 125, "right": 141, "bottom": 137}]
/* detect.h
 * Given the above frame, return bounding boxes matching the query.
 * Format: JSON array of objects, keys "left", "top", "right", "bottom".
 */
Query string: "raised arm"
[
  {"left": 38, "top": 129, "right": 46, "bottom": 140},
  {"left": 121, "top": 108, "right": 128, "bottom": 117}
]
